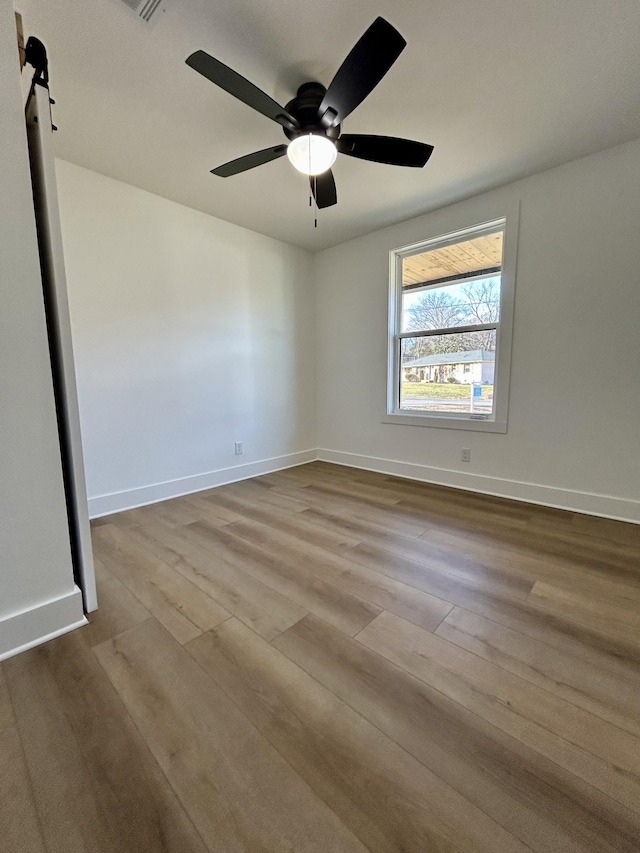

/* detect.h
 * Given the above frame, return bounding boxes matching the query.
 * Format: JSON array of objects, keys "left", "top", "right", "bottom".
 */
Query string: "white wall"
[
  {"left": 315, "top": 138, "right": 640, "bottom": 522},
  {"left": 0, "top": 0, "right": 84, "bottom": 659},
  {"left": 55, "top": 160, "right": 316, "bottom": 516}
]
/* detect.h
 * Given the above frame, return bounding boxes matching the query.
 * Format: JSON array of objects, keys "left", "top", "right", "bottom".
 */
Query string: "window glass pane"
[
  {"left": 400, "top": 330, "right": 496, "bottom": 416},
  {"left": 401, "top": 275, "right": 501, "bottom": 333}
]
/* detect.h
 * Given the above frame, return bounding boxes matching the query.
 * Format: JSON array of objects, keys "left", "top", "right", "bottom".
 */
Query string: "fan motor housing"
[{"left": 283, "top": 83, "right": 341, "bottom": 141}]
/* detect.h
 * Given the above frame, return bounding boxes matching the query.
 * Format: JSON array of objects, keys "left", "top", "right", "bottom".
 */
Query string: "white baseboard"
[
  {"left": 317, "top": 449, "right": 640, "bottom": 524},
  {"left": 87, "top": 445, "right": 639, "bottom": 525},
  {"left": 0, "top": 587, "right": 87, "bottom": 662},
  {"left": 88, "top": 449, "right": 319, "bottom": 518}
]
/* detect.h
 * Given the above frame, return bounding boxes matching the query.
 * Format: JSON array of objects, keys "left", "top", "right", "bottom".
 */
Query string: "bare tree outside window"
[{"left": 402, "top": 276, "right": 500, "bottom": 359}]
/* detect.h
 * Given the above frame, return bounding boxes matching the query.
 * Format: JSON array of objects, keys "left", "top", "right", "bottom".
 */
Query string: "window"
[{"left": 386, "top": 214, "right": 517, "bottom": 432}]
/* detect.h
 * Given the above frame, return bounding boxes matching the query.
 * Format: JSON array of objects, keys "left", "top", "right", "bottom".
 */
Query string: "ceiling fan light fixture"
[{"left": 287, "top": 134, "right": 337, "bottom": 176}]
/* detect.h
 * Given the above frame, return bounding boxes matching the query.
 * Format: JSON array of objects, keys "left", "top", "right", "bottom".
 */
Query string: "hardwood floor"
[{"left": 2, "top": 461, "right": 640, "bottom": 852}]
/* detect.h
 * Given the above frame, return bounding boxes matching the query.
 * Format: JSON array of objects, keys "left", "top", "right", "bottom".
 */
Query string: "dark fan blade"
[
  {"left": 186, "top": 51, "right": 299, "bottom": 131},
  {"left": 318, "top": 18, "right": 406, "bottom": 126},
  {"left": 337, "top": 134, "right": 434, "bottom": 167},
  {"left": 212, "top": 145, "right": 287, "bottom": 177},
  {"left": 309, "top": 171, "right": 337, "bottom": 208}
]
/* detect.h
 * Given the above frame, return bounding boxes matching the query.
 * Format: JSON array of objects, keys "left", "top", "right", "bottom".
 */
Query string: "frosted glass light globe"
[{"left": 287, "top": 134, "right": 337, "bottom": 176}]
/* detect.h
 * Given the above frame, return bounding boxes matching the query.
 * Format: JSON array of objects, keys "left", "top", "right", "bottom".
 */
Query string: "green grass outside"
[{"left": 401, "top": 382, "right": 493, "bottom": 399}]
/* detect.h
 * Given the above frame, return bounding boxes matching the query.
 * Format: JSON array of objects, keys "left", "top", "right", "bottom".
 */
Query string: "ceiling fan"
[{"left": 185, "top": 17, "right": 434, "bottom": 209}]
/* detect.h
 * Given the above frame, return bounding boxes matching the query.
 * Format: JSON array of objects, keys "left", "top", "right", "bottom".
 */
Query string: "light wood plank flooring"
[{"left": 2, "top": 461, "right": 640, "bottom": 852}]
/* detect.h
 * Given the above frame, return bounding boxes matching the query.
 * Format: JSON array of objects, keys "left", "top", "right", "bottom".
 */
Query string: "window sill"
[{"left": 382, "top": 412, "right": 507, "bottom": 433}]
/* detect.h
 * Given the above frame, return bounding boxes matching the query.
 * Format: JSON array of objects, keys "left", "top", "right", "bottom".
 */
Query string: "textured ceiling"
[{"left": 17, "top": 0, "right": 640, "bottom": 251}]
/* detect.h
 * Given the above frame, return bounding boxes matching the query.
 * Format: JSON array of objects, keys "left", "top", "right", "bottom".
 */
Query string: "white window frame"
[{"left": 384, "top": 206, "right": 519, "bottom": 433}]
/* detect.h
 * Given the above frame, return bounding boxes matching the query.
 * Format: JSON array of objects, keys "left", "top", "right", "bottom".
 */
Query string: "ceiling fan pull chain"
[
  {"left": 309, "top": 142, "right": 318, "bottom": 227},
  {"left": 314, "top": 175, "right": 318, "bottom": 228}
]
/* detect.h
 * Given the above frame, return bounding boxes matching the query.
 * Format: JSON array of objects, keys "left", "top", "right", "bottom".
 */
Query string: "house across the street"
[{"left": 403, "top": 349, "right": 495, "bottom": 384}]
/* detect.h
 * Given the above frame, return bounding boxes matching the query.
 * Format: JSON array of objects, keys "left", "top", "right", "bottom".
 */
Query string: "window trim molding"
[{"left": 385, "top": 201, "right": 520, "bottom": 433}]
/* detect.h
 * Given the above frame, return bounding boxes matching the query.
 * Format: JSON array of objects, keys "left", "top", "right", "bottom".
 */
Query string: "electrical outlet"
[
  {"left": 461, "top": 448, "right": 471, "bottom": 463},
  {"left": 234, "top": 441, "right": 243, "bottom": 456}
]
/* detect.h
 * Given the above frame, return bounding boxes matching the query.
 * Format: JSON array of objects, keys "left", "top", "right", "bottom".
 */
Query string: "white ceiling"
[{"left": 18, "top": 0, "right": 640, "bottom": 251}]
